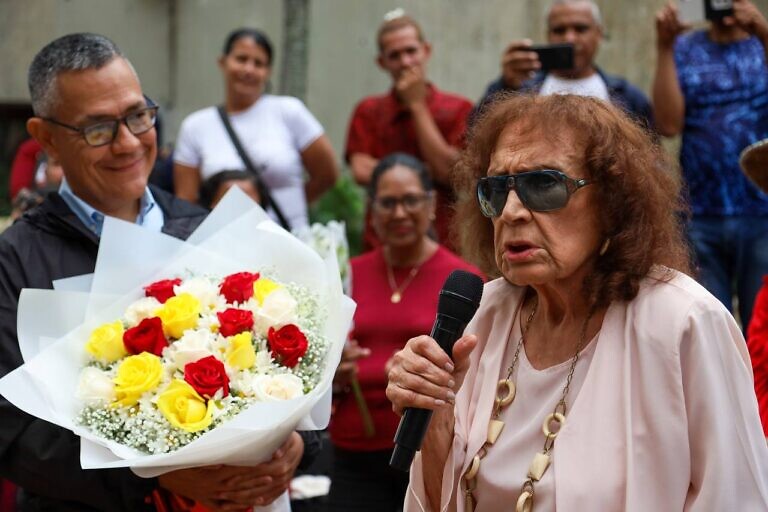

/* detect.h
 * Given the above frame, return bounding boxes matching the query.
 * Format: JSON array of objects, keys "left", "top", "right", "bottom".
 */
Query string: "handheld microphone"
[{"left": 389, "top": 270, "right": 484, "bottom": 472}]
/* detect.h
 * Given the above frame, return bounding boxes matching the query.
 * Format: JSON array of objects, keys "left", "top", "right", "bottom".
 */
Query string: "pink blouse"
[{"left": 406, "top": 269, "right": 768, "bottom": 511}]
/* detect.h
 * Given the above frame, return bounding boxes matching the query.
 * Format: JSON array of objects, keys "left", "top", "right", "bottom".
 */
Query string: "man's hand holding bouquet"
[{"left": 0, "top": 189, "right": 355, "bottom": 511}]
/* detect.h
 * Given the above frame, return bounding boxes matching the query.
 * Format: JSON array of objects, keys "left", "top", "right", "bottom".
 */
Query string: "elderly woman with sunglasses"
[
  {"left": 386, "top": 95, "right": 768, "bottom": 512},
  {"left": 328, "top": 153, "right": 482, "bottom": 511}
]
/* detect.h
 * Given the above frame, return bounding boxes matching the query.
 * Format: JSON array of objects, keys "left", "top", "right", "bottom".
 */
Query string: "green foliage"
[{"left": 309, "top": 173, "right": 366, "bottom": 257}]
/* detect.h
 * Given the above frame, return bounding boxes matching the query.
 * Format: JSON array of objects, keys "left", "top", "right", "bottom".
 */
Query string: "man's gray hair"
[
  {"left": 28, "top": 33, "right": 129, "bottom": 117},
  {"left": 549, "top": 0, "right": 603, "bottom": 29}
]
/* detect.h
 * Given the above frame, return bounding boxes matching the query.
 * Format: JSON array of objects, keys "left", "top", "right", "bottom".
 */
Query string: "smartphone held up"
[
  {"left": 529, "top": 43, "right": 575, "bottom": 72},
  {"left": 678, "top": 0, "right": 733, "bottom": 25}
]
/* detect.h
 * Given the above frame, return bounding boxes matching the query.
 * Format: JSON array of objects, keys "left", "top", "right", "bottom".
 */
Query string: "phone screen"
[
  {"left": 529, "top": 43, "right": 574, "bottom": 72},
  {"left": 679, "top": 0, "right": 734, "bottom": 23}
]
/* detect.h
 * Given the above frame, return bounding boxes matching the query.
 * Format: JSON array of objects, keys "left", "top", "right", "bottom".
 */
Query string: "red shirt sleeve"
[
  {"left": 9, "top": 139, "right": 42, "bottom": 200},
  {"left": 747, "top": 276, "right": 768, "bottom": 436},
  {"left": 443, "top": 99, "right": 473, "bottom": 148},
  {"left": 344, "top": 99, "right": 376, "bottom": 163}
]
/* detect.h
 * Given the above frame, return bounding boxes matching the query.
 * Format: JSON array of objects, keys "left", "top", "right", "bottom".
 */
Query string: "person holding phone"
[
  {"left": 652, "top": 0, "right": 768, "bottom": 331},
  {"left": 476, "top": 0, "right": 652, "bottom": 128}
]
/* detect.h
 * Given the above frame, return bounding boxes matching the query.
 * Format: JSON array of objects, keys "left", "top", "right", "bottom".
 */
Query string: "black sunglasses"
[
  {"left": 476, "top": 170, "right": 593, "bottom": 217},
  {"left": 43, "top": 97, "right": 158, "bottom": 148}
]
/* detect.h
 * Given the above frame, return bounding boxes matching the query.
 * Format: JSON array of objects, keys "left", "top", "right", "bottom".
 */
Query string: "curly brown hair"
[{"left": 454, "top": 93, "right": 692, "bottom": 308}]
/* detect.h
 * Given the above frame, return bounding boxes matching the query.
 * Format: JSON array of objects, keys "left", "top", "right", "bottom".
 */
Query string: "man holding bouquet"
[{"left": 0, "top": 33, "right": 314, "bottom": 511}]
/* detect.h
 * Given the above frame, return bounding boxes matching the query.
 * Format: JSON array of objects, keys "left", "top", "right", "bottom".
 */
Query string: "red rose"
[
  {"left": 217, "top": 308, "right": 254, "bottom": 337},
  {"left": 220, "top": 272, "right": 260, "bottom": 304},
  {"left": 267, "top": 324, "right": 308, "bottom": 368},
  {"left": 123, "top": 317, "right": 168, "bottom": 356},
  {"left": 184, "top": 355, "right": 230, "bottom": 399},
  {"left": 144, "top": 278, "right": 182, "bottom": 304}
]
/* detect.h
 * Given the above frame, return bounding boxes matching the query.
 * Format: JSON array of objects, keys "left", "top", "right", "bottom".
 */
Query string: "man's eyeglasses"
[
  {"left": 476, "top": 170, "right": 592, "bottom": 217},
  {"left": 372, "top": 193, "right": 432, "bottom": 213},
  {"left": 43, "top": 101, "right": 158, "bottom": 147}
]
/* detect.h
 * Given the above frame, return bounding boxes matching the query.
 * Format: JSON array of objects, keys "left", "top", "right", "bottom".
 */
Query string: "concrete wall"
[
  {"left": 3, "top": 0, "right": 768, "bottom": 158},
  {"left": 0, "top": 0, "right": 169, "bottom": 104}
]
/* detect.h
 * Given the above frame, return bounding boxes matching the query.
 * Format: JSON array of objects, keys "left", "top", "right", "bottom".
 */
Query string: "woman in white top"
[{"left": 173, "top": 28, "right": 338, "bottom": 228}]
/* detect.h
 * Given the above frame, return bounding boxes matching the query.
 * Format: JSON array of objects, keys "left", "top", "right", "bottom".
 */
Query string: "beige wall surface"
[
  {"left": 3, "top": 0, "right": 768, "bottom": 157},
  {"left": 0, "top": 0, "right": 169, "bottom": 105}
]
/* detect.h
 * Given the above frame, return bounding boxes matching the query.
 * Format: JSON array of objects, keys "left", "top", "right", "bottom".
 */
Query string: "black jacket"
[{"left": 0, "top": 188, "right": 207, "bottom": 511}]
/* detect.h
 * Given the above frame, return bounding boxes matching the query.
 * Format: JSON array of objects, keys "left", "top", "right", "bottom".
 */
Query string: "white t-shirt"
[
  {"left": 174, "top": 95, "right": 324, "bottom": 229},
  {"left": 539, "top": 73, "right": 610, "bottom": 102}
]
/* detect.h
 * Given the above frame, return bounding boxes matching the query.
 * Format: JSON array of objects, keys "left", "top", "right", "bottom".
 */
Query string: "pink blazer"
[{"left": 406, "top": 270, "right": 768, "bottom": 511}]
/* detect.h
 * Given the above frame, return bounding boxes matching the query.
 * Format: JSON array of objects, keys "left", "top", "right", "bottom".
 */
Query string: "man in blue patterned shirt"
[{"left": 653, "top": 0, "right": 768, "bottom": 328}]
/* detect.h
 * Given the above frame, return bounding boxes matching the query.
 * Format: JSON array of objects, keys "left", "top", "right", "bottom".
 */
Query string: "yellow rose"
[
  {"left": 85, "top": 320, "right": 127, "bottom": 364},
  {"left": 112, "top": 352, "right": 163, "bottom": 407},
  {"left": 226, "top": 332, "right": 255, "bottom": 370},
  {"left": 155, "top": 293, "right": 201, "bottom": 339},
  {"left": 157, "top": 379, "right": 215, "bottom": 432},
  {"left": 253, "top": 278, "right": 281, "bottom": 305}
]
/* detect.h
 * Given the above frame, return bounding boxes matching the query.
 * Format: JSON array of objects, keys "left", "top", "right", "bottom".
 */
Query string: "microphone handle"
[{"left": 390, "top": 314, "right": 467, "bottom": 472}]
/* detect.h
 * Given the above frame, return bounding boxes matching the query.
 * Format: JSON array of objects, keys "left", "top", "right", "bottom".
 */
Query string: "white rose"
[
  {"left": 253, "top": 288, "right": 298, "bottom": 335},
  {"left": 167, "top": 329, "right": 216, "bottom": 369},
  {"left": 252, "top": 373, "right": 304, "bottom": 401},
  {"left": 76, "top": 367, "right": 116, "bottom": 406},
  {"left": 175, "top": 278, "right": 221, "bottom": 310},
  {"left": 124, "top": 297, "right": 161, "bottom": 327}
]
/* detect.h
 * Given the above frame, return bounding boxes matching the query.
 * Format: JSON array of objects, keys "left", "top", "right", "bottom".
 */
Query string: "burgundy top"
[
  {"left": 9, "top": 139, "right": 42, "bottom": 200},
  {"left": 329, "top": 245, "right": 483, "bottom": 451},
  {"left": 747, "top": 276, "right": 768, "bottom": 436},
  {"left": 345, "top": 85, "right": 473, "bottom": 251}
]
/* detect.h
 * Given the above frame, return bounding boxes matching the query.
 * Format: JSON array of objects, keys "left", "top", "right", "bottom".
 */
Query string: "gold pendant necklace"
[
  {"left": 384, "top": 247, "right": 423, "bottom": 304},
  {"left": 461, "top": 295, "right": 593, "bottom": 512}
]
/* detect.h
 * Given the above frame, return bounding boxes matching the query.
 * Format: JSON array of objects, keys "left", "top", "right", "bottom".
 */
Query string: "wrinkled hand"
[
  {"left": 656, "top": 2, "right": 689, "bottom": 50},
  {"left": 727, "top": 0, "right": 768, "bottom": 41},
  {"left": 334, "top": 339, "right": 370, "bottom": 390},
  {"left": 396, "top": 67, "right": 428, "bottom": 107},
  {"left": 158, "top": 432, "right": 304, "bottom": 510},
  {"left": 501, "top": 39, "right": 540, "bottom": 89},
  {"left": 383, "top": 349, "right": 399, "bottom": 378},
  {"left": 386, "top": 333, "right": 478, "bottom": 416}
]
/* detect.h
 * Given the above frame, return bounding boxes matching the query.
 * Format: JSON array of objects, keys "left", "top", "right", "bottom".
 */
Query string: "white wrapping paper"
[{"left": 0, "top": 188, "right": 355, "bottom": 509}]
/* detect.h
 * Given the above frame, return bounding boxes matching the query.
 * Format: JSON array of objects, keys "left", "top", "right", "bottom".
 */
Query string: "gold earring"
[{"left": 599, "top": 238, "right": 610, "bottom": 256}]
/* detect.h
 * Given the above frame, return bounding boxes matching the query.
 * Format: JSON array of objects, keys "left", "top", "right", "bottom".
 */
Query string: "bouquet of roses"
[
  {"left": 76, "top": 268, "right": 327, "bottom": 455},
  {"left": 0, "top": 188, "right": 355, "bottom": 482}
]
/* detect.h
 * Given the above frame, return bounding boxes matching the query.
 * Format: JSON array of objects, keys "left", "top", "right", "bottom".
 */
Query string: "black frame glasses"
[
  {"left": 43, "top": 98, "right": 159, "bottom": 147},
  {"left": 372, "top": 193, "right": 432, "bottom": 214},
  {"left": 476, "top": 170, "right": 592, "bottom": 217}
]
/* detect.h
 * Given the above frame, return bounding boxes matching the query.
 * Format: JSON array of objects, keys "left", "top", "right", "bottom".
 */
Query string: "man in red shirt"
[{"left": 345, "top": 11, "right": 473, "bottom": 251}]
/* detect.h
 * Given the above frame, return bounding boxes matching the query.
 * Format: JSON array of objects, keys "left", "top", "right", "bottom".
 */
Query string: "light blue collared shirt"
[{"left": 58, "top": 178, "right": 164, "bottom": 237}]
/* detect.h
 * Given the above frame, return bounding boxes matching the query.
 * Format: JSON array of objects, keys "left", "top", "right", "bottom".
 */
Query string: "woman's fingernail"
[
  {"left": 444, "top": 362, "right": 455, "bottom": 372},
  {"left": 435, "top": 399, "right": 446, "bottom": 406},
  {"left": 446, "top": 390, "right": 456, "bottom": 402},
  {"left": 448, "top": 379, "right": 456, "bottom": 388}
]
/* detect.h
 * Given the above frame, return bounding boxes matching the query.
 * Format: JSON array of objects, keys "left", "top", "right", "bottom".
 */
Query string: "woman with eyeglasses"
[
  {"left": 327, "top": 153, "right": 482, "bottom": 511},
  {"left": 173, "top": 28, "right": 338, "bottom": 229},
  {"left": 386, "top": 95, "right": 768, "bottom": 511}
]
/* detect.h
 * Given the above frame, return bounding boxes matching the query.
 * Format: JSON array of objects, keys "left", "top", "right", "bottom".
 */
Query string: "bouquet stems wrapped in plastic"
[{"left": 0, "top": 188, "right": 355, "bottom": 510}]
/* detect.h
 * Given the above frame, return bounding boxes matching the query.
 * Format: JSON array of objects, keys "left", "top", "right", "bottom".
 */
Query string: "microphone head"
[{"left": 437, "top": 270, "right": 484, "bottom": 322}]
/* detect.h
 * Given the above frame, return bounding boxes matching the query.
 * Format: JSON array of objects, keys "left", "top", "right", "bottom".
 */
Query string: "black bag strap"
[{"left": 216, "top": 105, "right": 291, "bottom": 230}]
